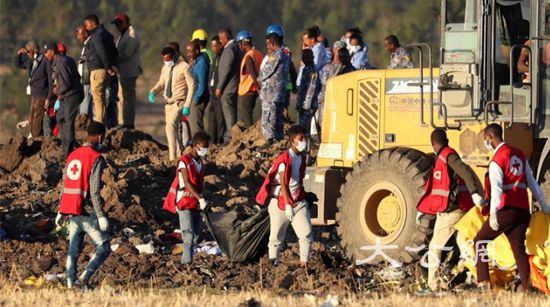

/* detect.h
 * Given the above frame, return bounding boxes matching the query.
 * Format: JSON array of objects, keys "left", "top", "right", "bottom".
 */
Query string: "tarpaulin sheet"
[{"left": 455, "top": 206, "right": 550, "bottom": 292}]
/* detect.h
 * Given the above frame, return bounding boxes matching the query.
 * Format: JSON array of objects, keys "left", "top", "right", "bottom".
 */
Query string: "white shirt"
[
  {"left": 488, "top": 142, "right": 546, "bottom": 214},
  {"left": 272, "top": 149, "right": 303, "bottom": 198},
  {"left": 176, "top": 157, "right": 203, "bottom": 202},
  {"left": 78, "top": 37, "right": 90, "bottom": 76}
]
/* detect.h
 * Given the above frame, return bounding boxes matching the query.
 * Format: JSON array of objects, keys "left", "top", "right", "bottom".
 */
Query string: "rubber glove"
[
  {"left": 285, "top": 204, "right": 294, "bottom": 221},
  {"left": 16, "top": 120, "right": 29, "bottom": 129},
  {"left": 54, "top": 100, "right": 60, "bottom": 111},
  {"left": 55, "top": 213, "right": 63, "bottom": 227},
  {"left": 199, "top": 198, "right": 208, "bottom": 211},
  {"left": 489, "top": 211, "right": 499, "bottom": 231},
  {"left": 182, "top": 106, "right": 190, "bottom": 116},
  {"left": 471, "top": 193, "right": 485, "bottom": 207},
  {"left": 148, "top": 92, "right": 156, "bottom": 104},
  {"left": 97, "top": 216, "right": 110, "bottom": 232},
  {"left": 416, "top": 212, "right": 424, "bottom": 224}
]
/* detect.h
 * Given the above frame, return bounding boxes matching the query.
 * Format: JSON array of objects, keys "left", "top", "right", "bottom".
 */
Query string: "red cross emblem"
[
  {"left": 509, "top": 156, "right": 523, "bottom": 176},
  {"left": 66, "top": 160, "right": 82, "bottom": 181},
  {"left": 70, "top": 163, "right": 79, "bottom": 175}
]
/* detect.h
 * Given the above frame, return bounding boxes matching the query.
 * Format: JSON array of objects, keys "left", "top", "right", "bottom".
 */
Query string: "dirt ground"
[
  {"left": 0, "top": 114, "right": 542, "bottom": 300},
  {"left": 0, "top": 117, "right": 389, "bottom": 294}
]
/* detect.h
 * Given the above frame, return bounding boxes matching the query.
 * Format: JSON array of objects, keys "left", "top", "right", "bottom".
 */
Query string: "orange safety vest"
[
  {"left": 417, "top": 146, "right": 474, "bottom": 214},
  {"left": 485, "top": 143, "right": 529, "bottom": 212},
  {"left": 59, "top": 146, "right": 101, "bottom": 215},
  {"left": 163, "top": 154, "right": 204, "bottom": 213},
  {"left": 238, "top": 48, "right": 263, "bottom": 96},
  {"left": 255, "top": 150, "right": 307, "bottom": 210}
]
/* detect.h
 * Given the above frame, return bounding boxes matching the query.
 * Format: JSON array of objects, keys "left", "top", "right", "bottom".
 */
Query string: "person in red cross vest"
[
  {"left": 474, "top": 124, "right": 550, "bottom": 292},
  {"left": 163, "top": 131, "right": 210, "bottom": 264},
  {"left": 54, "top": 121, "right": 110, "bottom": 289},
  {"left": 255, "top": 125, "right": 312, "bottom": 268},
  {"left": 417, "top": 129, "right": 485, "bottom": 293}
]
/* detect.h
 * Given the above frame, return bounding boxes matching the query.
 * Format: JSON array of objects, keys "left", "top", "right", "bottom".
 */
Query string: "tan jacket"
[
  {"left": 150, "top": 60, "right": 195, "bottom": 106},
  {"left": 115, "top": 25, "right": 142, "bottom": 78}
]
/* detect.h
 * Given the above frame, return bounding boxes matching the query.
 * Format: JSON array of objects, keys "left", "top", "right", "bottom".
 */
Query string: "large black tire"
[{"left": 336, "top": 147, "right": 433, "bottom": 264}]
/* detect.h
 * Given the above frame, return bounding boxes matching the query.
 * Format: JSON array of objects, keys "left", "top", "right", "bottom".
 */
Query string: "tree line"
[{"left": 0, "top": 0, "right": 443, "bottom": 135}]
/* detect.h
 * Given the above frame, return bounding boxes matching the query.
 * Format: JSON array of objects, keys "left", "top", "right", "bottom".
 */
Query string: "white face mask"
[
  {"left": 349, "top": 45, "right": 360, "bottom": 53},
  {"left": 164, "top": 60, "right": 175, "bottom": 67},
  {"left": 296, "top": 140, "right": 308, "bottom": 153},
  {"left": 484, "top": 139, "right": 494, "bottom": 151},
  {"left": 197, "top": 146, "right": 208, "bottom": 157}
]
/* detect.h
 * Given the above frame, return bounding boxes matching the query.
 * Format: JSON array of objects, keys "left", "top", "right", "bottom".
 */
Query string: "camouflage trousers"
[
  {"left": 261, "top": 100, "right": 284, "bottom": 140},
  {"left": 298, "top": 108, "right": 315, "bottom": 135}
]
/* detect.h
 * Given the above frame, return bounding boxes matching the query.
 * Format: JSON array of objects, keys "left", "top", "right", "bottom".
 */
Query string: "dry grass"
[{"left": 0, "top": 280, "right": 549, "bottom": 307}]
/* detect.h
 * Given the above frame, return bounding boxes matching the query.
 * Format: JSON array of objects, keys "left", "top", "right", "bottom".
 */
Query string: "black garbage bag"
[{"left": 204, "top": 207, "right": 270, "bottom": 263}]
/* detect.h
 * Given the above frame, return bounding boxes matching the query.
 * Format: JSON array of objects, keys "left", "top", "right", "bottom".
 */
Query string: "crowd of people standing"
[
  {"left": 14, "top": 13, "right": 414, "bottom": 161},
  {"left": 13, "top": 13, "right": 416, "bottom": 289},
  {"left": 14, "top": 11, "right": 547, "bottom": 295}
]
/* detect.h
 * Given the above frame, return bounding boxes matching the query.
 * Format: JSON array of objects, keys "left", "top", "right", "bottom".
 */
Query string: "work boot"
[{"left": 70, "top": 280, "right": 93, "bottom": 292}]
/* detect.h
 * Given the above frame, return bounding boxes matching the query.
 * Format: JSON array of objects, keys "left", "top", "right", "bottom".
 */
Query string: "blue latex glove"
[
  {"left": 148, "top": 92, "right": 155, "bottom": 104},
  {"left": 54, "top": 100, "right": 60, "bottom": 111},
  {"left": 182, "top": 106, "right": 190, "bottom": 116}
]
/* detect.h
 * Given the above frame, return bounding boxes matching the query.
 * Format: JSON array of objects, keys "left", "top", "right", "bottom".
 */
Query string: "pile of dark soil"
[{"left": 0, "top": 120, "right": 418, "bottom": 292}]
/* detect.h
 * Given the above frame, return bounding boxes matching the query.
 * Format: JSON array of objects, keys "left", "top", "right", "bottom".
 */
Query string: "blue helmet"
[
  {"left": 236, "top": 31, "right": 253, "bottom": 42},
  {"left": 266, "top": 24, "right": 284, "bottom": 37}
]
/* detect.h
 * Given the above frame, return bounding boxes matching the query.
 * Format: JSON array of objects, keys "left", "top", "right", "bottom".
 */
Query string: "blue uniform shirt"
[
  {"left": 191, "top": 52, "right": 210, "bottom": 103},
  {"left": 259, "top": 48, "right": 289, "bottom": 103}
]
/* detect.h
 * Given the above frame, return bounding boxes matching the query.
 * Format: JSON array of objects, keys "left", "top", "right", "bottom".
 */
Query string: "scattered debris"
[
  {"left": 135, "top": 242, "right": 156, "bottom": 254},
  {"left": 0, "top": 124, "right": 388, "bottom": 292},
  {"left": 194, "top": 241, "right": 222, "bottom": 256}
]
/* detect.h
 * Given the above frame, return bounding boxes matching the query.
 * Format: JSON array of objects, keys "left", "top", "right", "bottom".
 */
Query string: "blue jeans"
[
  {"left": 66, "top": 215, "right": 111, "bottom": 286},
  {"left": 79, "top": 84, "right": 93, "bottom": 118},
  {"left": 177, "top": 210, "right": 203, "bottom": 264}
]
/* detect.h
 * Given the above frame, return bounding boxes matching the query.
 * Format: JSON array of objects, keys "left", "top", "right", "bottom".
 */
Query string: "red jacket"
[
  {"left": 59, "top": 146, "right": 101, "bottom": 215},
  {"left": 417, "top": 146, "right": 474, "bottom": 214},
  {"left": 485, "top": 143, "right": 529, "bottom": 211},
  {"left": 163, "top": 154, "right": 204, "bottom": 213},
  {"left": 256, "top": 150, "right": 307, "bottom": 210}
]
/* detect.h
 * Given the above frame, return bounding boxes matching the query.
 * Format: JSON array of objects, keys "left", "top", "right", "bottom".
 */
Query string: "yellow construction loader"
[{"left": 305, "top": 0, "right": 549, "bottom": 264}]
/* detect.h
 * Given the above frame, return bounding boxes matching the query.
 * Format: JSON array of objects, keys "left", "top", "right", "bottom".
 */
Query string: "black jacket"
[
  {"left": 53, "top": 54, "right": 84, "bottom": 100},
  {"left": 209, "top": 54, "right": 221, "bottom": 96},
  {"left": 216, "top": 40, "right": 243, "bottom": 95},
  {"left": 86, "top": 24, "right": 118, "bottom": 71},
  {"left": 14, "top": 52, "right": 53, "bottom": 99}
]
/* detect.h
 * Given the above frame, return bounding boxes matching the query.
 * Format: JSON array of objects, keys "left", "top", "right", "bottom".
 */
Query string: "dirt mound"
[{"left": 0, "top": 124, "right": 408, "bottom": 293}]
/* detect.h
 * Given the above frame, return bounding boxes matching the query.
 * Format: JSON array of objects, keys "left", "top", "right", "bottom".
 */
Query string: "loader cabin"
[{"left": 305, "top": 0, "right": 550, "bottom": 263}]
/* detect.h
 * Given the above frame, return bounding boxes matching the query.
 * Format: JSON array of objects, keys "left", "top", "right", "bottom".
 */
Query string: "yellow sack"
[
  {"left": 455, "top": 209, "right": 550, "bottom": 291},
  {"left": 454, "top": 207, "right": 516, "bottom": 285},
  {"left": 525, "top": 212, "right": 550, "bottom": 293}
]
